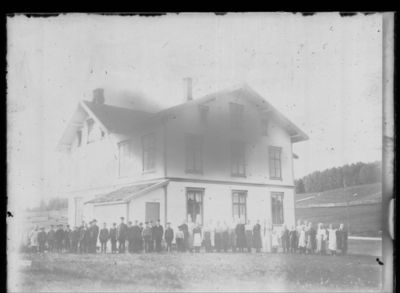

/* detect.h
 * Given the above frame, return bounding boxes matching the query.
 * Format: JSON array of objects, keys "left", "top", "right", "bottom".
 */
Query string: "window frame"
[
  {"left": 269, "top": 146, "right": 282, "bottom": 180},
  {"left": 118, "top": 139, "right": 134, "bottom": 178},
  {"left": 142, "top": 133, "right": 156, "bottom": 172},
  {"left": 230, "top": 140, "right": 246, "bottom": 177},
  {"left": 271, "top": 191, "right": 284, "bottom": 226},
  {"left": 232, "top": 190, "right": 247, "bottom": 222},
  {"left": 185, "top": 133, "right": 203, "bottom": 174},
  {"left": 185, "top": 187, "right": 204, "bottom": 225}
]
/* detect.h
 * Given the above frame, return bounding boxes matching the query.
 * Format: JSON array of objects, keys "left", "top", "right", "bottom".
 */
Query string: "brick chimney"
[
  {"left": 183, "top": 77, "right": 193, "bottom": 102},
  {"left": 92, "top": 88, "right": 105, "bottom": 105}
]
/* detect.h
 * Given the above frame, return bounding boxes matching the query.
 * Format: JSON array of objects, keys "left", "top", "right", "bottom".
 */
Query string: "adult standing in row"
[
  {"left": 99, "top": 223, "right": 109, "bottom": 253},
  {"left": 118, "top": 217, "right": 128, "bottom": 253}
]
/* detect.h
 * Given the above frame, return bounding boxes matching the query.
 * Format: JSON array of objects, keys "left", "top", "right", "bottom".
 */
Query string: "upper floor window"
[
  {"left": 76, "top": 130, "right": 82, "bottom": 147},
  {"left": 86, "top": 118, "right": 95, "bottom": 144},
  {"left": 232, "top": 190, "right": 247, "bottom": 222},
  {"left": 118, "top": 140, "right": 134, "bottom": 177},
  {"left": 271, "top": 192, "right": 284, "bottom": 225},
  {"left": 199, "top": 105, "right": 209, "bottom": 125},
  {"left": 231, "top": 140, "right": 246, "bottom": 177},
  {"left": 185, "top": 133, "right": 203, "bottom": 174},
  {"left": 142, "top": 133, "right": 156, "bottom": 172},
  {"left": 186, "top": 188, "right": 204, "bottom": 224},
  {"left": 229, "top": 102, "right": 244, "bottom": 130},
  {"left": 269, "top": 146, "right": 282, "bottom": 180}
]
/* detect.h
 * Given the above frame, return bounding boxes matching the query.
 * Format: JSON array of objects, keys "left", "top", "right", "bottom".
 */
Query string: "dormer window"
[{"left": 86, "top": 118, "right": 95, "bottom": 144}]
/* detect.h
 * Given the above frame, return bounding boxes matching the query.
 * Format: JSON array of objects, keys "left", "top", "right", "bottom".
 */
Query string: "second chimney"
[
  {"left": 92, "top": 88, "right": 105, "bottom": 105},
  {"left": 183, "top": 77, "right": 193, "bottom": 102}
]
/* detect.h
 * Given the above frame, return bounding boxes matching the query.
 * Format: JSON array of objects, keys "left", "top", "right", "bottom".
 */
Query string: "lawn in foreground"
[{"left": 13, "top": 252, "right": 382, "bottom": 292}]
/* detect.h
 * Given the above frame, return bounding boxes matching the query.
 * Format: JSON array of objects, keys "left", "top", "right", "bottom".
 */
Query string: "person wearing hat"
[
  {"left": 47, "top": 225, "right": 56, "bottom": 252},
  {"left": 70, "top": 226, "right": 80, "bottom": 253},
  {"left": 55, "top": 224, "right": 65, "bottom": 253},
  {"left": 110, "top": 223, "right": 118, "bottom": 253},
  {"left": 82, "top": 222, "right": 91, "bottom": 253},
  {"left": 90, "top": 219, "right": 100, "bottom": 253},
  {"left": 132, "top": 220, "right": 142, "bottom": 253},
  {"left": 153, "top": 219, "right": 164, "bottom": 253},
  {"left": 37, "top": 227, "right": 47, "bottom": 253},
  {"left": 127, "top": 221, "right": 135, "bottom": 253},
  {"left": 117, "top": 217, "right": 128, "bottom": 253},
  {"left": 99, "top": 223, "right": 110, "bottom": 253},
  {"left": 143, "top": 222, "right": 152, "bottom": 253},
  {"left": 164, "top": 222, "right": 174, "bottom": 253},
  {"left": 138, "top": 222, "right": 144, "bottom": 252},
  {"left": 64, "top": 225, "right": 72, "bottom": 253}
]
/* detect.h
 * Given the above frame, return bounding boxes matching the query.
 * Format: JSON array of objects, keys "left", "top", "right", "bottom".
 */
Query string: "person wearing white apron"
[
  {"left": 327, "top": 224, "right": 337, "bottom": 255},
  {"left": 262, "top": 220, "right": 272, "bottom": 253}
]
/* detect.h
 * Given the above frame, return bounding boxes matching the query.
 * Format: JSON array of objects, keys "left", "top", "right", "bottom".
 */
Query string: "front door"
[{"left": 145, "top": 202, "right": 160, "bottom": 223}]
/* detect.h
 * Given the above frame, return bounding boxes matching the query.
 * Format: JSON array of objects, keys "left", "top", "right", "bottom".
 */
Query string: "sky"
[{"left": 7, "top": 13, "right": 383, "bottom": 209}]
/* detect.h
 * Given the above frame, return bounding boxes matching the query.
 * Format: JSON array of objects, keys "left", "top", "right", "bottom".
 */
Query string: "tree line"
[
  {"left": 28, "top": 198, "right": 68, "bottom": 212},
  {"left": 295, "top": 161, "right": 381, "bottom": 194}
]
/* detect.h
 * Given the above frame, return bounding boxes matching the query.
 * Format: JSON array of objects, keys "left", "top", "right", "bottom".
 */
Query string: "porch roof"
[{"left": 85, "top": 180, "right": 169, "bottom": 205}]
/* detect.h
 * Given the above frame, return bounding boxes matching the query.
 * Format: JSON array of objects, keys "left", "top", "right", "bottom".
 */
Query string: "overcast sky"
[{"left": 7, "top": 13, "right": 383, "bottom": 209}]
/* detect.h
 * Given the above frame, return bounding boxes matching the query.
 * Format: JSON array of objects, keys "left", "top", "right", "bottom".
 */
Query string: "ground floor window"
[
  {"left": 271, "top": 192, "right": 284, "bottom": 225},
  {"left": 232, "top": 190, "right": 247, "bottom": 222},
  {"left": 186, "top": 188, "right": 203, "bottom": 224}
]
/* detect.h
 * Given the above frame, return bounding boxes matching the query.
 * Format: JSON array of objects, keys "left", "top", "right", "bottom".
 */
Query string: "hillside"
[{"left": 295, "top": 182, "right": 381, "bottom": 208}]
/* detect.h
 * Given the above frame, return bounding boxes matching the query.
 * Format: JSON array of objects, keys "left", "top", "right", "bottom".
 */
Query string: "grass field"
[
  {"left": 11, "top": 251, "right": 382, "bottom": 292},
  {"left": 296, "top": 203, "right": 381, "bottom": 237}
]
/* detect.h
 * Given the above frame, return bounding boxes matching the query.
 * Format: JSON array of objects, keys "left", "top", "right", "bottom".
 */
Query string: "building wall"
[
  {"left": 93, "top": 203, "right": 128, "bottom": 227},
  {"left": 128, "top": 187, "right": 165, "bottom": 224},
  {"left": 166, "top": 180, "right": 295, "bottom": 231},
  {"left": 164, "top": 94, "right": 294, "bottom": 186}
]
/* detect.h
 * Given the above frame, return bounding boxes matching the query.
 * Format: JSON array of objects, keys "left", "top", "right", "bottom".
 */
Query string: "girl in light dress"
[
  {"left": 327, "top": 224, "right": 338, "bottom": 256},
  {"left": 298, "top": 224, "right": 307, "bottom": 254},
  {"left": 271, "top": 227, "right": 279, "bottom": 253},
  {"left": 29, "top": 225, "right": 39, "bottom": 253},
  {"left": 187, "top": 215, "right": 195, "bottom": 253},
  {"left": 262, "top": 220, "right": 272, "bottom": 253},
  {"left": 316, "top": 223, "right": 327, "bottom": 255},
  {"left": 193, "top": 219, "right": 203, "bottom": 253}
]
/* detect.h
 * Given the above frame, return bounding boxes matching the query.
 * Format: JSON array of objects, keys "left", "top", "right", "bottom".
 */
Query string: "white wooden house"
[{"left": 57, "top": 81, "right": 308, "bottom": 229}]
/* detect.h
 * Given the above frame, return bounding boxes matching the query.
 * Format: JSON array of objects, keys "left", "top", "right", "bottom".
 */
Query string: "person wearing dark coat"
[
  {"left": 90, "top": 220, "right": 100, "bottom": 253},
  {"left": 99, "top": 223, "right": 110, "bottom": 253},
  {"left": 117, "top": 217, "right": 128, "bottom": 253},
  {"left": 138, "top": 222, "right": 144, "bottom": 252},
  {"left": 336, "top": 223, "right": 348, "bottom": 255},
  {"left": 47, "top": 225, "right": 56, "bottom": 252},
  {"left": 130, "top": 221, "right": 142, "bottom": 253},
  {"left": 164, "top": 222, "right": 174, "bottom": 252},
  {"left": 83, "top": 224, "right": 91, "bottom": 253},
  {"left": 281, "top": 225, "right": 290, "bottom": 253},
  {"left": 253, "top": 221, "right": 262, "bottom": 253},
  {"left": 178, "top": 221, "right": 189, "bottom": 252},
  {"left": 153, "top": 220, "right": 164, "bottom": 252},
  {"left": 289, "top": 226, "right": 297, "bottom": 253},
  {"left": 235, "top": 221, "right": 246, "bottom": 252},
  {"left": 64, "top": 225, "right": 72, "bottom": 252},
  {"left": 127, "top": 221, "right": 135, "bottom": 253},
  {"left": 55, "top": 225, "right": 65, "bottom": 252},
  {"left": 70, "top": 226, "right": 79, "bottom": 253},
  {"left": 37, "top": 227, "right": 47, "bottom": 253},
  {"left": 109, "top": 223, "right": 118, "bottom": 253}
]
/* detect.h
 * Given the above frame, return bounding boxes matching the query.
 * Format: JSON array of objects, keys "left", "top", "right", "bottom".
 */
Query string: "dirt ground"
[{"left": 11, "top": 251, "right": 382, "bottom": 292}]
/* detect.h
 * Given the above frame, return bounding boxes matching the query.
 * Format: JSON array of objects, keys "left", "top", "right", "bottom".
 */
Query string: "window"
[
  {"left": 269, "top": 146, "right": 282, "bottom": 179},
  {"left": 230, "top": 102, "right": 244, "bottom": 129},
  {"left": 142, "top": 133, "right": 156, "bottom": 171},
  {"left": 185, "top": 133, "right": 203, "bottom": 174},
  {"left": 271, "top": 192, "right": 284, "bottom": 225},
  {"left": 86, "top": 118, "right": 95, "bottom": 144},
  {"left": 232, "top": 190, "right": 247, "bottom": 222},
  {"left": 261, "top": 119, "right": 269, "bottom": 136},
  {"left": 199, "top": 105, "right": 209, "bottom": 125},
  {"left": 76, "top": 130, "right": 82, "bottom": 147},
  {"left": 186, "top": 188, "right": 203, "bottom": 224},
  {"left": 118, "top": 140, "right": 134, "bottom": 177},
  {"left": 231, "top": 140, "right": 246, "bottom": 177}
]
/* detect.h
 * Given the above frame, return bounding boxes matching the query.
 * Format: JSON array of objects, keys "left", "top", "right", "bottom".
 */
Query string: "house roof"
[
  {"left": 85, "top": 180, "right": 169, "bottom": 205},
  {"left": 57, "top": 84, "right": 308, "bottom": 150}
]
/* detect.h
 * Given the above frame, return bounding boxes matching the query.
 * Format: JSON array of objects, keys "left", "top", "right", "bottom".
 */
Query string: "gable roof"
[
  {"left": 57, "top": 83, "right": 308, "bottom": 150},
  {"left": 85, "top": 180, "right": 169, "bottom": 205}
]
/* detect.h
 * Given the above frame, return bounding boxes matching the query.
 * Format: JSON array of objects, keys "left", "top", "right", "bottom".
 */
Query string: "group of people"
[{"left": 26, "top": 217, "right": 348, "bottom": 256}]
